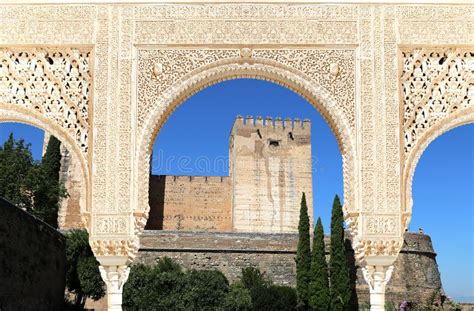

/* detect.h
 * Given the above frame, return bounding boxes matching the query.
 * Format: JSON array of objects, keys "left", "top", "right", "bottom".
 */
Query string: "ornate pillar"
[
  {"left": 98, "top": 256, "right": 130, "bottom": 311},
  {"left": 362, "top": 258, "right": 395, "bottom": 311}
]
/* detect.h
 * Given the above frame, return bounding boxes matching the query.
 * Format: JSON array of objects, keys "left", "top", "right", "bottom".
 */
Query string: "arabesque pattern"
[
  {"left": 402, "top": 48, "right": 473, "bottom": 155},
  {"left": 0, "top": 47, "right": 91, "bottom": 155}
]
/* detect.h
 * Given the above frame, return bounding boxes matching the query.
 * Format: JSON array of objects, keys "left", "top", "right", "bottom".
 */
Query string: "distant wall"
[
  {"left": 146, "top": 175, "right": 232, "bottom": 231},
  {"left": 0, "top": 197, "right": 66, "bottom": 310},
  {"left": 137, "top": 231, "right": 442, "bottom": 306}
]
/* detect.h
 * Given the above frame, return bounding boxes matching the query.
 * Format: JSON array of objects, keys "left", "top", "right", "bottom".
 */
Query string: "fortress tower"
[
  {"left": 230, "top": 116, "right": 313, "bottom": 233},
  {"left": 54, "top": 115, "right": 313, "bottom": 233}
]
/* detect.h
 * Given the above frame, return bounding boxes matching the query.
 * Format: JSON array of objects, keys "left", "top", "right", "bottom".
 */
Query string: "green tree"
[
  {"left": 32, "top": 136, "right": 66, "bottom": 228},
  {"left": 182, "top": 269, "right": 229, "bottom": 310},
  {"left": 222, "top": 282, "right": 253, "bottom": 311},
  {"left": 329, "top": 195, "right": 351, "bottom": 310},
  {"left": 65, "top": 229, "right": 105, "bottom": 309},
  {"left": 296, "top": 192, "right": 311, "bottom": 309},
  {"left": 0, "top": 133, "right": 35, "bottom": 209},
  {"left": 241, "top": 266, "right": 271, "bottom": 290},
  {"left": 309, "top": 217, "right": 330, "bottom": 310}
]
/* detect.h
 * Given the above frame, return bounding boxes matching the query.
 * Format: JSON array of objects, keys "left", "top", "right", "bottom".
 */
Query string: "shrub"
[
  {"left": 222, "top": 282, "right": 252, "bottom": 311},
  {"left": 64, "top": 229, "right": 105, "bottom": 309}
]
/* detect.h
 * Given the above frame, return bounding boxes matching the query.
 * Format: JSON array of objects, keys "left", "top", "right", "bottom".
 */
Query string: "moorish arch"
[
  {"left": 0, "top": 47, "right": 92, "bottom": 228},
  {"left": 134, "top": 51, "right": 360, "bottom": 244},
  {"left": 400, "top": 48, "right": 474, "bottom": 232},
  {"left": 0, "top": 2, "right": 472, "bottom": 310}
]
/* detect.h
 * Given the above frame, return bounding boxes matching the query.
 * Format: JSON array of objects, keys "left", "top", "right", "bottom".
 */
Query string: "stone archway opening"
[
  {"left": 401, "top": 121, "right": 474, "bottom": 305},
  {"left": 0, "top": 114, "right": 90, "bottom": 232},
  {"left": 145, "top": 78, "right": 344, "bottom": 235},
  {"left": 135, "top": 58, "right": 357, "bottom": 243}
]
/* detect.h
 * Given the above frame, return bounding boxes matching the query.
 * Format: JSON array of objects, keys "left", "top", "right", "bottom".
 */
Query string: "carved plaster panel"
[
  {"left": 0, "top": 47, "right": 91, "bottom": 157},
  {"left": 402, "top": 48, "right": 473, "bottom": 155}
]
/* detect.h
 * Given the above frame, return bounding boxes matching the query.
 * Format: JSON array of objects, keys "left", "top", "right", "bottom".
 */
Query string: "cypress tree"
[
  {"left": 329, "top": 195, "right": 351, "bottom": 310},
  {"left": 0, "top": 133, "right": 35, "bottom": 210},
  {"left": 309, "top": 217, "right": 330, "bottom": 311},
  {"left": 33, "top": 135, "right": 64, "bottom": 228},
  {"left": 296, "top": 192, "right": 311, "bottom": 309}
]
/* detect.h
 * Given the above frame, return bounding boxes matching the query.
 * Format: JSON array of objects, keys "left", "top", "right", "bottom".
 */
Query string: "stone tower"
[{"left": 229, "top": 115, "right": 313, "bottom": 233}]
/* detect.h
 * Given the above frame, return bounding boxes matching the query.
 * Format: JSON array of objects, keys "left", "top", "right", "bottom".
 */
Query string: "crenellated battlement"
[
  {"left": 153, "top": 175, "right": 230, "bottom": 183},
  {"left": 234, "top": 115, "right": 310, "bottom": 131}
]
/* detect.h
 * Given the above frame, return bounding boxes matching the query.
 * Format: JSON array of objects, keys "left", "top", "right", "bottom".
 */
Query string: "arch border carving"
[
  {"left": 135, "top": 53, "right": 359, "bottom": 245},
  {"left": 402, "top": 107, "right": 474, "bottom": 230}
]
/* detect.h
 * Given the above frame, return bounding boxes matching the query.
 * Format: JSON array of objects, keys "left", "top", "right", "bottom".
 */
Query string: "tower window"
[{"left": 269, "top": 139, "right": 280, "bottom": 147}]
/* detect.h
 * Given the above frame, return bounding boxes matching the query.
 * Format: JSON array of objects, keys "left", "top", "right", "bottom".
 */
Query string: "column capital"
[
  {"left": 362, "top": 264, "right": 395, "bottom": 311},
  {"left": 98, "top": 264, "right": 130, "bottom": 311}
]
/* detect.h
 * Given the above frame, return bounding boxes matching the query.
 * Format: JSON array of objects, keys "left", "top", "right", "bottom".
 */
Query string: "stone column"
[
  {"left": 97, "top": 256, "right": 130, "bottom": 311},
  {"left": 362, "top": 258, "right": 395, "bottom": 311}
]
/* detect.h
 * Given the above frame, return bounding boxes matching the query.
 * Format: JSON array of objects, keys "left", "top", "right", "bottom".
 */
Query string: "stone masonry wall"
[
  {"left": 137, "top": 231, "right": 442, "bottom": 306},
  {"left": 43, "top": 133, "right": 83, "bottom": 230},
  {"left": 0, "top": 197, "right": 66, "bottom": 310},
  {"left": 146, "top": 175, "right": 232, "bottom": 231}
]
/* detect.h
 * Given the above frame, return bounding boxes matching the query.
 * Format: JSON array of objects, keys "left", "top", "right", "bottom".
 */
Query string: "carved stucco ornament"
[
  {"left": 240, "top": 47, "right": 253, "bottom": 59},
  {"left": 152, "top": 63, "right": 163, "bottom": 78},
  {"left": 329, "top": 62, "right": 340, "bottom": 80}
]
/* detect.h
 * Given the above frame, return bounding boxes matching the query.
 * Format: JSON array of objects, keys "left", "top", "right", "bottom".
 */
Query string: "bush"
[
  {"left": 222, "top": 282, "right": 252, "bottom": 311},
  {"left": 123, "top": 260, "right": 297, "bottom": 311},
  {"left": 182, "top": 269, "right": 229, "bottom": 310},
  {"left": 239, "top": 266, "right": 296, "bottom": 311},
  {"left": 124, "top": 258, "right": 229, "bottom": 311}
]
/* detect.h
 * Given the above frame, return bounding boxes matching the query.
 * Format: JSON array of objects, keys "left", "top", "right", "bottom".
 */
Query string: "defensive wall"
[
  {"left": 146, "top": 175, "right": 232, "bottom": 231},
  {"left": 0, "top": 197, "right": 66, "bottom": 310},
  {"left": 137, "top": 231, "right": 442, "bottom": 306}
]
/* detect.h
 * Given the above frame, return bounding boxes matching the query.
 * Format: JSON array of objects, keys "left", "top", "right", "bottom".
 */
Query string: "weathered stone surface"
[
  {"left": 137, "top": 230, "right": 442, "bottom": 306},
  {"left": 146, "top": 175, "right": 232, "bottom": 231},
  {"left": 0, "top": 197, "right": 66, "bottom": 310},
  {"left": 230, "top": 116, "right": 313, "bottom": 233}
]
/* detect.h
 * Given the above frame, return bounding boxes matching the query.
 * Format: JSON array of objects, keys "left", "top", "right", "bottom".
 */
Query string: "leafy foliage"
[
  {"left": 0, "top": 133, "right": 35, "bottom": 209},
  {"left": 329, "top": 195, "right": 351, "bottom": 310},
  {"left": 123, "top": 258, "right": 229, "bottom": 311},
  {"left": 309, "top": 217, "right": 330, "bottom": 311},
  {"left": 31, "top": 136, "right": 66, "bottom": 228},
  {"left": 239, "top": 266, "right": 296, "bottom": 311},
  {"left": 123, "top": 260, "right": 298, "bottom": 311},
  {"left": 0, "top": 133, "right": 66, "bottom": 228},
  {"left": 64, "top": 229, "right": 105, "bottom": 309},
  {"left": 222, "top": 282, "right": 252, "bottom": 311},
  {"left": 241, "top": 266, "right": 271, "bottom": 290},
  {"left": 296, "top": 192, "right": 311, "bottom": 309}
]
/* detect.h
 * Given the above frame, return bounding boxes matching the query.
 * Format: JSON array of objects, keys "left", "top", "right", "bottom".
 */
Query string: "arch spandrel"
[
  {"left": 134, "top": 46, "right": 360, "bottom": 247},
  {"left": 401, "top": 47, "right": 474, "bottom": 231}
]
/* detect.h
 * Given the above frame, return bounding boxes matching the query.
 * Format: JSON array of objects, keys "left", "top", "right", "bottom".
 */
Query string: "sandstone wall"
[
  {"left": 137, "top": 231, "right": 442, "bottom": 306},
  {"left": 43, "top": 133, "right": 83, "bottom": 230},
  {"left": 0, "top": 197, "right": 66, "bottom": 310},
  {"left": 146, "top": 175, "right": 232, "bottom": 231},
  {"left": 230, "top": 116, "right": 313, "bottom": 233}
]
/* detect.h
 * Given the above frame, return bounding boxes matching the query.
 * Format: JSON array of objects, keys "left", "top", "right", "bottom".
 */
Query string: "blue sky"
[{"left": 0, "top": 79, "right": 472, "bottom": 301}]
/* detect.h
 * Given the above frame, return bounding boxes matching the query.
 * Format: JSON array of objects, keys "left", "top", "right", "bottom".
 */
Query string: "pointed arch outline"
[
  {"left": 134, "top": 58, "right": 358, "bottom": 236},
  {"left": 402, "top": 106, "right": 474, "bottom": 230},
  {"left": 0, "top": 103, "right": 91, "bottom": 230}
]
